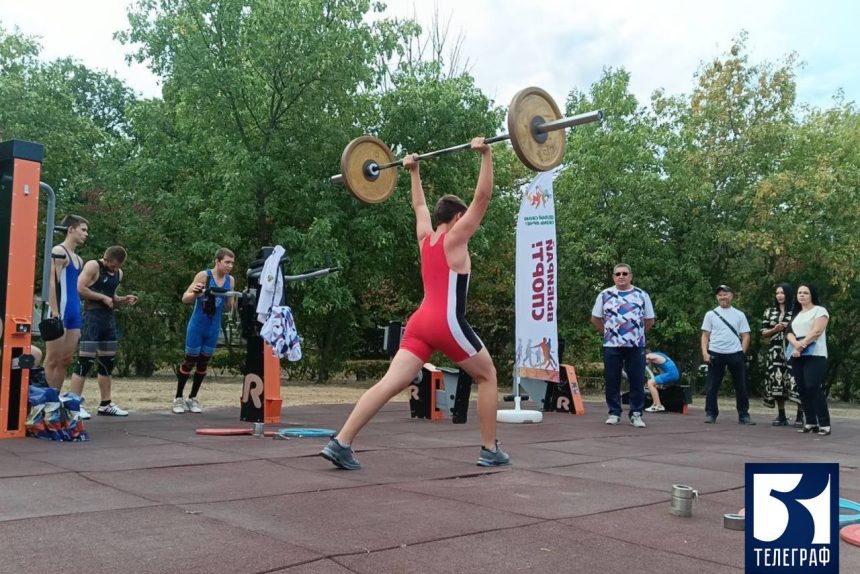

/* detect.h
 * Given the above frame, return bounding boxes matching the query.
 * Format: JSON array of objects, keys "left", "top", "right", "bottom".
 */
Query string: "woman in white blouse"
[{"left": 785, "top": 283, "right": 831, "bottom": 436}]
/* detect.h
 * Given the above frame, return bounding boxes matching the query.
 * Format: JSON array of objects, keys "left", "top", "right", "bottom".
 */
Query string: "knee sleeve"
[
  {"left": 195, "top": 354, "right": 211, "bottom": 375},
  {"left": 96, "top": 355, "right": 116, "bottom": 376},
  {"left": 180, "top": 355, "right": 198, "bottom": 374},
  {"left": 75, "top": 356, "right": 96, "bottom": 378}
]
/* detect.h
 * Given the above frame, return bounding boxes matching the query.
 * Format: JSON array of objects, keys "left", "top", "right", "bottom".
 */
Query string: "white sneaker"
[
  {"left": 186, "top": 397, "right": 202, "bottom": 414},
  {"left": 79, "top": 405, "right": 92, "bottom": 420},
  {"left": 97, "top": 402, "right": 129, "bottom": 417},
  {"left": 605, "top": 414, "right": 621, "bottom": 425},
  {"left": 645, "top": 404, "right": 665, "bottom": 413},
  {"left": 172, "top": 397, "right": 187, "bottom": 414},
  {"left": 630, "top": 413, "right": 647, "bottom": 428}
]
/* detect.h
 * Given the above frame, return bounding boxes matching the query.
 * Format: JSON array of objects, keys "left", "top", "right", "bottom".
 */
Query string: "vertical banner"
[{"left": 515, "top": 171, "right": 558, "bottom": 372}]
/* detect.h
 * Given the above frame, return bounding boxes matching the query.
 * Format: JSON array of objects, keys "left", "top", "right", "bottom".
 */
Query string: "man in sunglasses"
[{"left": 591, "top": 263, "right": 655, "bottom": 428}]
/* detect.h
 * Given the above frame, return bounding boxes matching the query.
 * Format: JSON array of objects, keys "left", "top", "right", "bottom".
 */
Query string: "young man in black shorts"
[{"left": 70, "top": 246, "right": 138, "bottom": 418}]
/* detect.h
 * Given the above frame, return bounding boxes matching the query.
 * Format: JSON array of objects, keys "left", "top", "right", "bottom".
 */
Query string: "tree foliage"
[{"left": 2, "top": 16, "right": 859, "bottom": 399}]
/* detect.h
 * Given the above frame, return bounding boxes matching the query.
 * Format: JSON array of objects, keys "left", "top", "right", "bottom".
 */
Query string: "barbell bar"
[{"left": 330, "top": 86, "right": 604, "bottom": 204}]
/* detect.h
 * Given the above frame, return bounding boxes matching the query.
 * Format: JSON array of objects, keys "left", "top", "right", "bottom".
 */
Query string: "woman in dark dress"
[{"left": 760, "top": 283, "right": 801, "bottom": 426}]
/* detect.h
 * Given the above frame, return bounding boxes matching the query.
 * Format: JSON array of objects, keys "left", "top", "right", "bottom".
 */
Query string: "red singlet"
[{"left": 399, "top": 233, "right": 484, "bottom": 363}]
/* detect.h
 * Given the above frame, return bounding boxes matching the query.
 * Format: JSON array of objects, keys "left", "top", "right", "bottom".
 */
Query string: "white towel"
[{"left": 256, "top": 245, "right": 285, "bottom": 323}]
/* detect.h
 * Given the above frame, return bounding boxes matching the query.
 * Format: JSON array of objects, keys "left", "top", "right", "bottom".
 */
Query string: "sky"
[{"left": 0, "top": 0, "right": 857, "bottom": 111}]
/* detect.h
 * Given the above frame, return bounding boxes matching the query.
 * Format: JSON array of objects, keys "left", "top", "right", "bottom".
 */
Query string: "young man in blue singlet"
[
  {"left": 172, "top": 248, "right": 235, "bottom": 414},
  {"left": 44, "top": 214, "right": 88, "bottom": 390}
]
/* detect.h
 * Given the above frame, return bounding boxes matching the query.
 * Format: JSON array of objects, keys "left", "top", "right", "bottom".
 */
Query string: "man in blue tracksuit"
[{"left": 173, "top": 248, "right": 235, "bottom": 414}]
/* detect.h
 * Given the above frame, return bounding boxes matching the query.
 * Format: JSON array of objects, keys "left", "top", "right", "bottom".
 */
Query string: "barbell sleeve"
[{"left": 534, "top": 110, "right": 604, "bottom": 133}]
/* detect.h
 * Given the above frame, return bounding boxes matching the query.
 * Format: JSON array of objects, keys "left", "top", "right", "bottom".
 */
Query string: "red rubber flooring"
[{"left": 1, "top": 400, "right": 858, "bottom": 573}]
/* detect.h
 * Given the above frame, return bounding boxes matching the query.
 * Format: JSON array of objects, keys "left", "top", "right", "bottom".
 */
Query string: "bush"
[
  {"left": 209, "top": 348, "right": 244, "bottom": 374},
  {"left": 343, "top": 359, "right": 390, "bottom": 381},
  {"left": 115, "top": 295, "right": 183, "bottom": 377}
]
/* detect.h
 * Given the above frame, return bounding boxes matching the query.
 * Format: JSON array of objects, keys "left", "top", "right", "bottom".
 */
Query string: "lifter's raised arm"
[
  {"left": 448, "top": 138, "right": 492, "bottom": 244},
  {"left": 404, "top": 153, "right": 433, "bottom": 244}
]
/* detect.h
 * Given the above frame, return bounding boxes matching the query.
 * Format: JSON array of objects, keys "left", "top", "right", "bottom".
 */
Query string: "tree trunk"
[
  {"left": 255, "top": 180, "right": 271, "bottom": 246},
  {"left": 316, "top": 316, "right": 339, "bottom": 383}
]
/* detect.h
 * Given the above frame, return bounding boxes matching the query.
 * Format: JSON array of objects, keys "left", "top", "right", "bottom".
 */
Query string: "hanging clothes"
[
  {"left": 256, "top": 245, "right": 285, "bottom": 323},
  {"left": 260, "top": 305, "right": 302, "bottom": 361}
]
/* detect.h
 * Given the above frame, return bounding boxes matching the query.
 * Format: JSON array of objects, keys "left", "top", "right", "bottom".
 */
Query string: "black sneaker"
[
  {"left": 738, "top": 416, "right": 756, "bottom": 426},
  {"left": 704, "top": 415, "right": 717, "bottom": 424},
  {"left": 320, "top": 438, "right": 361, "bottom": 470},
  {"left": 771, "top": 417, "right": 789, "bottom": 426},
  {"left": 477, "top": 440, "right": 511, "bottom": 467}
]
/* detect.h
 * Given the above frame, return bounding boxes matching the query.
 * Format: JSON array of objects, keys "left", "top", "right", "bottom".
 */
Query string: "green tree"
[{"left": 553, "top": 67, "right": 667, "bottom": 367}]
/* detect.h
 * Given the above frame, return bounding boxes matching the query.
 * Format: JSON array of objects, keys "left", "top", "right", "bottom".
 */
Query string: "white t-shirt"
[
  {"left": 701, "top": 307, "right": 750, "bottom": 354},
  {"left": 791, "top": 306, "right": 829, "bottom": 358}
]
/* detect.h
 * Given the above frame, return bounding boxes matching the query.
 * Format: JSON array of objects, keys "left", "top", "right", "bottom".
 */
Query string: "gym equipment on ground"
[
  {"left": 840, "top": 523, "right": 860, "bottom": 548},
  {"left": 669, "top": 484, "right": 698, "bottom": 517},
  {"left": 840, "top": 498, "right": 860, "bottom": 527},
  {"left": 408, "top": 364, "right": 473, "bottom": 424},
  {"left": 0, "top": 140, "right": 57, "bottom": 440},
  {"left": 195, "top": 427, "right": 277, "bottom": 437},
  {"left": 723, "top": 513, "right": 745, "bottom": 530},
  {"left": 276, "top": 428, "right": 336, "bottom": 438},
  {"left": 237, "top": 248, "right": 339, "bottom": 424}
]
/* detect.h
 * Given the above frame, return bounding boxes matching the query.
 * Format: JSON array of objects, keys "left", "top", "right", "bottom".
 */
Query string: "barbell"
[{"left": 330, "top": 86, "right": 604, "bottom": 204}]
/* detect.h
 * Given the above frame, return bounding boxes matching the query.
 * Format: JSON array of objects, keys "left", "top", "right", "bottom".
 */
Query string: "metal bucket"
[{"left": 670, "top": 484, "right": 698, "bottom": 517}]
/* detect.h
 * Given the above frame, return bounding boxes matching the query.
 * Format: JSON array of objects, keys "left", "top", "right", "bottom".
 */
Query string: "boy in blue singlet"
[
  {"left": 44, "top": 214, "right": 88, "bottom": 390},
  {"left": 644, "top": 350, "right": 680, "bottom": 412},
  {"left": 172, "top": 248, "right": 235, "bottom": 414}
]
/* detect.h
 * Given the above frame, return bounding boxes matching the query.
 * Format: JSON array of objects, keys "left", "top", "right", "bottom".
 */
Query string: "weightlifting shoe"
[
  {"left": 477, "top": 440, "right": 511, "bottom": 467},
  {"left": 320, "top": 438, "right": 361, "bottom": 470}
]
